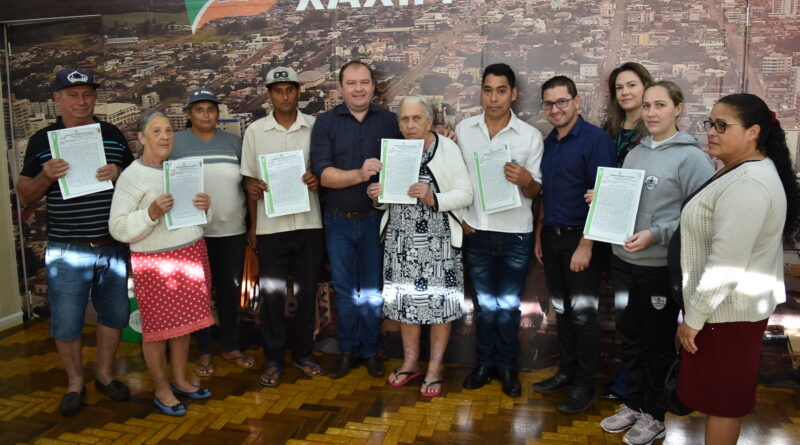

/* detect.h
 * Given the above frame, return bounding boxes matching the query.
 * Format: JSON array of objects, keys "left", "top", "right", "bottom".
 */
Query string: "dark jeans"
[
  {"left": 465, "top": 230, "right": 532, "bottom": 370},
  {"left": 194, "top": 234, "right": 246, "bottom": 356},
  {"left": 541, "top": 225, "right": 603, "bottom": 388},
  {"left": 611, "top": 255, "right": 678, "bottom": 421},
  {"left": 323, "top": 210, "right": 383, "bottom": 357},
  {"left": 258, "top": 229, "right": 324, "bottom": 367}
]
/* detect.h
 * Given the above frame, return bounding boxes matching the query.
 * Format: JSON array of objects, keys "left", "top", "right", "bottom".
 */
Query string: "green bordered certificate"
[
  {"left": 584, "top": 167, "right": 645, "bottom": 245},
  {"left": 378, "top": 138, "right": 424, "bottom": 204},
  {"left": 47, "top": 123, "right": 113, "bottom": 199},
  {"left": 163, "top": 158, "right": 206, "bottom": 230},
  {"left": 472, "top": 143, "right": 521, "bottom": 214},
  {"left": 258, "top": 150, "right": 310, "bottom": 217}
]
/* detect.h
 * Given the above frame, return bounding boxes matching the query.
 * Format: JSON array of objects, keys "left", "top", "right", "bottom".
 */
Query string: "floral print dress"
[{"left": 382, "top": 138, "right": 464, "bottom": 324}]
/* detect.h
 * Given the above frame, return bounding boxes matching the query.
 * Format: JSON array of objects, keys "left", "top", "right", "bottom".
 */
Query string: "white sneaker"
[
  {"left": 622, "top": 412, "right": 665, "bottom": 445},
  {"left": 600, "top": 404, "right": 640, "bottom": 433}
]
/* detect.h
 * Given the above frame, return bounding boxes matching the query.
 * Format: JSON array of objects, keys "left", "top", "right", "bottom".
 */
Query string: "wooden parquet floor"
[{"left": 1, "top": 322, "right": 799, "bottom": 444}]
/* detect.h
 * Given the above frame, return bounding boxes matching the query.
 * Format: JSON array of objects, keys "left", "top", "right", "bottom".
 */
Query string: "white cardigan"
[
  {"left": 378, "top": 134, "right": 473, "bottom": 248},
  {"left": 680, "top": 159, "right": 787, "bottom": 329}
]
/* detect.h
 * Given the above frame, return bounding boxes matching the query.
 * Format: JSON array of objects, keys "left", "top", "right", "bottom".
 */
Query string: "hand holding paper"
[
  {"left": 163, "top": 159, "right": 207, "bottom": 230},
  {"left": 360, "top": 158, "right": 382, "bottom": 182},
  {"left": 48, "top": 123, "right": 113, "bottom": 199},
  {"left": 378, "top": 139, "right": 423, "bottom": 204},
  {"left": 583, "top": 167, "right": 645, "bottom": 245},
  {"left": 96, "top": 164, "right": 121, "bottom": 182},
  {"left": 192, "top": 192, "right": 211, "bottom": 211},
  {"left": 42, "top": 158, "right": 69, "bottom": 181},
  {"left": 148, "top": 194, "right": 174, "bottom": 221},
  {"left": 258, "top": 151, "right": 311, "bottom": 217}
]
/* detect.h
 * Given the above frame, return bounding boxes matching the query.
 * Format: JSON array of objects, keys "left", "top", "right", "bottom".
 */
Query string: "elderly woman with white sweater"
[
  {"left": 109, "top": 110, "right": 213, "bottom": 417},
  {"left": 366, "top": 97, "right": 473, "bottom": 398}
]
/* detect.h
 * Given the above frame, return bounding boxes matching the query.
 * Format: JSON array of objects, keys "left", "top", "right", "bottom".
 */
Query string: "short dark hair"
[
  {"left": 482, "top": 63, "right": 516, "bottom": 89},
  {"left": 267, "top": 81, "right": 299, "bottom": 92},
  {"left": 339, "top": 60, "right": 374, "bottom": 85},
  {"left": 541, "top": 75, "right": 578, "bottom": 99}
]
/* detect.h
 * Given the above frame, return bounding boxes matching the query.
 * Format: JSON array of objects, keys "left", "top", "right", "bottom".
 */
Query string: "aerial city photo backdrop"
[{"left": 2, "top": 0, "right": 799, "bottom": 380}]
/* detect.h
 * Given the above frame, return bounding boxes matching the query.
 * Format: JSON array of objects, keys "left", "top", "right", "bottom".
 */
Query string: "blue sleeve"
[
  {"left": 310, "top": 114, "right": 334, "bottom": 178},
  {"left": 585, "top": 132, "right": 617, "bottom": 186}
]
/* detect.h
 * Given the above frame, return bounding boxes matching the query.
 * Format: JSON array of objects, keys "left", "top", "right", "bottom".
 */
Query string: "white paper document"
[
  {"left": 378, "top": 138, "right": 424, "bottom": 204},
  {"left": 583, "top": 167, "right": 646, "bottom": 245},
  {"left": 472, "top": 144, "right": 521, "bottom": 214},
  {"left": 47, "top": 123, "right": 113, "bottom": 200},
  {"left": 258, "top": 150, "right": 310, "bottom": 217},
  {"left": 163, "top": 159, "right": 207, "bottom": 230}
]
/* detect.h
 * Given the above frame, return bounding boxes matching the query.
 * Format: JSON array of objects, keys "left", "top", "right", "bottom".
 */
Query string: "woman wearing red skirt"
[
  {"left": 676, "top": 94, "right": 799, "bottom": 444},
  {"left": 110, "top": 110, "right": 214, "bottom": 416}
]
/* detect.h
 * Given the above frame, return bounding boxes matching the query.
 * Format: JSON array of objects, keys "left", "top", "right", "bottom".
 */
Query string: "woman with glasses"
[
  {"left": 598, "top": 62, "right": 654, "bottom": 402},
  {"left": 676, "top": 94, "right": 798, "bottom": 445},
  {"left": 598, "top": 81, "right": 713, "bottom": 445}
]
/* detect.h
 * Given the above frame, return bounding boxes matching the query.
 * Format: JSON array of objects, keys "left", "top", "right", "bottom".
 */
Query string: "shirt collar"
[
  {"left": 471, "top": 109, "right": 522, "bottom": 138},
  {"left": 54, "top": 116, "right": 100, "bottom": 129},
  {"left": 546, "top": 115, "right": 585, "bottom": 142},
  {"left": 262, "top": 110, "right": 310, "bottom": 132}
]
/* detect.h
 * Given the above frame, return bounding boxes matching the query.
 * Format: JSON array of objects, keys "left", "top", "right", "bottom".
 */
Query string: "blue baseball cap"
[
  {"left": 53, "top": 69, "right": 100, "bottom": 92},
  {"left": 186, "top": 88, "right": 220, "bottom": 106}
]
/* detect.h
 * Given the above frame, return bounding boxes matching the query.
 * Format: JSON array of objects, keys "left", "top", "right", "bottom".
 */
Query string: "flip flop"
[
  {"left": 420, "top": 379, "right": 444, "bottom": 397},
  {"left": 223, "top": 352, "right": 255, "bottom": 369},
  {"left": 292, "top": 360, "right": 324, "bottom": 377},
  {"left": 195, "top": 360, "right": 215, "bottom": 377},
  {"left": 259, "top": 366, "right": 282, "bottom": 387},
  {"left": 388, "top": 369, "right": 424, "bottom": 387}
]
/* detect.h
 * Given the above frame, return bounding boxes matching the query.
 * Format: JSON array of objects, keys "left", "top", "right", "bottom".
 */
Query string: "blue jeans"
[
  {"left": 46, "top": 241, "right": 129, "bottom": 341},
  {"left": 465, "top": 230, "right": 532, "bottom": 369},
  {"left": 324, "top": 210, "right": 383, "bottom": 357}
]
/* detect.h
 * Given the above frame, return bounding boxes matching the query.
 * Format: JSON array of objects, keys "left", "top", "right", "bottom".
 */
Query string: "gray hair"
[
  {"left": 138, "top": 109, "right": 169, "bottom": 133},
  {"left": 397, "top": 96, "right": 434, "bottom": 121}
]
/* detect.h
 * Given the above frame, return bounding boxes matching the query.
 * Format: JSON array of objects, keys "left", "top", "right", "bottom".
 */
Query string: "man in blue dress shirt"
[
  {"left": 532, "top": 76, "right": 616, "bottom": 414},
  {"left": 310, "top": 61, "right": 402, "bottom": 379}
]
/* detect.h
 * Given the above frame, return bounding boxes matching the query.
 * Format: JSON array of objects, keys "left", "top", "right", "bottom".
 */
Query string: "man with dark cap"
[{"left": 16, "top": 69, "right": 134, "bottom": 415}]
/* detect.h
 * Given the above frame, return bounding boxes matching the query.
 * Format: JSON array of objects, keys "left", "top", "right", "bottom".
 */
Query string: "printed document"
[
  {"left": 379, "top": 138, "right": 424, "bottom": 204},
  {"left": 258, "top": 150, "right": 310, "bottom": 217},
  {"left": 47, "top": 123, "right": 113, "bottom": 199},
  {"left": 163, "top": 159, "right": 207, "bottom": 230},
  {"left": 584, "top": 167, "right": 645, "bottom": 244}
]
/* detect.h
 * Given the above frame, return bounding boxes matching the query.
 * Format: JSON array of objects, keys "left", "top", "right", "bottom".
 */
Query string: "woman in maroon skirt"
[
  {"left": 676, "top": 94, "right": 798, "bottom": 444},
  {"left": 110, "top": 110, "right": 214, "bottom": 416}
]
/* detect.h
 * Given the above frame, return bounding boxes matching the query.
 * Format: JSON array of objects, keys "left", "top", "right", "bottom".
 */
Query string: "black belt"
[
  {"left": 324, "top": 206, "right": 379, "bottom": 221},
  {"left": 70, "top": 238, "right": 116, "bottom": 247},
  {"left": 546, "top": 225, "right": 583, "bottom": 236}
]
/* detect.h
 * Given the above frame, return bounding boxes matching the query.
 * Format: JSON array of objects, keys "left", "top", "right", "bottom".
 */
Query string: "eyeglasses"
[
  {"left": 542, "top": 98, "right": 573, "bottom": 110},
  {"left": 703, "top": 119, "right": 746, "bottom": 134}
]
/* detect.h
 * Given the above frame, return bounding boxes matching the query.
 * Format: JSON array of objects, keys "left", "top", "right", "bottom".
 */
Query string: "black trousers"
[
  {"left": 541, "top": 226, "right": 604, "bottom": 388},
  {"left": 258, "top": 229, "right": 324, "bottom": 368},
  {"left": 194, "top": 234, "right": 247, "bottom": 356},
  {"left": 611, "top": 255, "right": 678, "bottom": 421}
]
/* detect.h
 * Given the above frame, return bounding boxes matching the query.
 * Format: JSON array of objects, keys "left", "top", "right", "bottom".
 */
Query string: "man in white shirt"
[
  {"left": 456, "top": 63, "right": 544, "bottom": 397},
  {"left": 240, "top": 67, "right": 324, "bottom": 387}
]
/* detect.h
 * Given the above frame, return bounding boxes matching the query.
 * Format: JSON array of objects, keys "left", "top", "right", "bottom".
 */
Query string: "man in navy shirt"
[
  {"left": 310, "top": 61, "right": 401, "bottom": 379},
  {"left": 532, "top": 76, "right": 616, "bottom": 413},
  {"left": 16, "top": 69, "right": 134, "bottom": 416}
]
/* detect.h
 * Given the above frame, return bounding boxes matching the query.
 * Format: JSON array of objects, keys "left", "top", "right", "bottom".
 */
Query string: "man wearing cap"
[
  {"left": 310, "top": 60, "right": 402, "bottom": 379},
  {"left": 16, "top": 69, "right": 135, "bottom": 415},
  {"left": 169, "top": 88, "right": 255, "bottom": 377},
  {"left": 241, "top": 66, "right": 325, "bottom": 386}
]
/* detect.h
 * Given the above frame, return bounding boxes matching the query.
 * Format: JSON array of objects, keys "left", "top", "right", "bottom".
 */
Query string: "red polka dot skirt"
[{"left": 131, "top": 238, "right": 214, "bottom": 342}]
